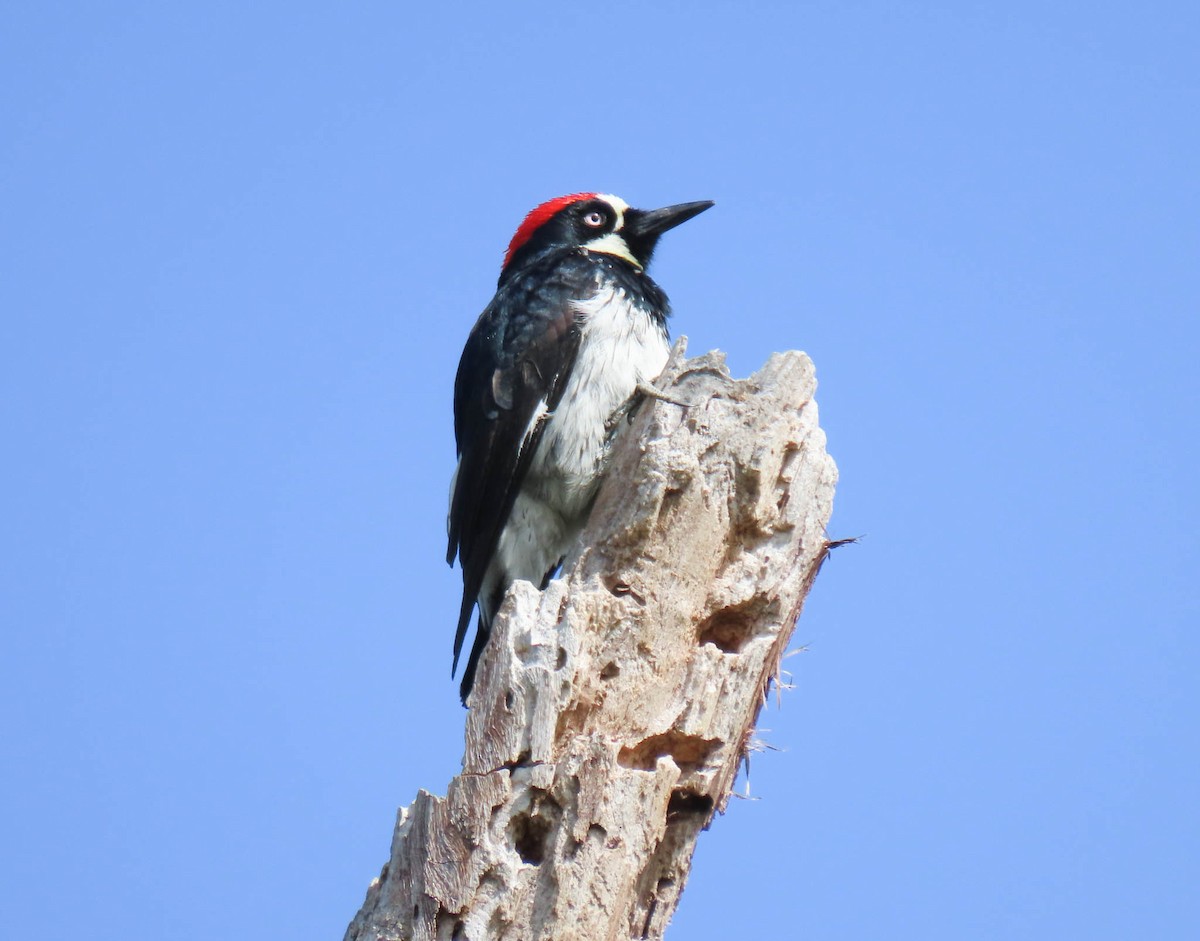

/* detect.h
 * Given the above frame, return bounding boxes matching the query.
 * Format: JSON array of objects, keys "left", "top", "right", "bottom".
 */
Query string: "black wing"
[{"left": 447, "top": 260, "right": 587, "bottom": 693}]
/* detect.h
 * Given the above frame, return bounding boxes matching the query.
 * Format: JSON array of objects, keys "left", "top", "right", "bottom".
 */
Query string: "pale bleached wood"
[{"left": 345, "top": 342, "right": 838, "bottom": 941}]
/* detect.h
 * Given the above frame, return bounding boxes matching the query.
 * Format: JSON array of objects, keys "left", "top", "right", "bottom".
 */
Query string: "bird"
[{"left": 446, "top": 192, "right": 713, "bottom": 704}]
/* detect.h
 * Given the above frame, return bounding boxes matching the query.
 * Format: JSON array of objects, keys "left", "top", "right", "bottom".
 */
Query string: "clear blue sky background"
[{"left": 3, "top": 3, "right": 1197, "bottom": 939}]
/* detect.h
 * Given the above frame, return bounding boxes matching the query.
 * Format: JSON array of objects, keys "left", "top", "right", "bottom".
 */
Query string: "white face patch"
[
  {"left": 596, "top": 194, "right": 630, "bottom": 230},
  {"left": 582, "top": 231, "right": 640, "bottom": 268},
  {"left": 581, "top": 194, "right": 638, "bottom": 265}
]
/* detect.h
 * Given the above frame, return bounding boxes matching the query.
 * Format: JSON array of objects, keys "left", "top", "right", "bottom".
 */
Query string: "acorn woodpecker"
[{"left": 447, "top": 193, "right": 713, "bottom": 703}]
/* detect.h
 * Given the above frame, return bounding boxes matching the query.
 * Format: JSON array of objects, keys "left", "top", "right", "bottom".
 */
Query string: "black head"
[{"left": 500, "top": 193, "right": 713, "bottom": 284}]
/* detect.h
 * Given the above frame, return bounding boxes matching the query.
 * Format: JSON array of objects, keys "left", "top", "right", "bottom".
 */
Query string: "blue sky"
[{"left": 2, "top": 3, "right": 1197, "bottom": 938}]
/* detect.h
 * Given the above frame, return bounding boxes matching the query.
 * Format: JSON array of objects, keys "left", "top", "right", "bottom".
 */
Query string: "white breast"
[
  {"left": 485, "top": 283, "right": 669, "bottom": 612},
  {"left": 533, "top": 283, "right": 669, "bottom": 513}
]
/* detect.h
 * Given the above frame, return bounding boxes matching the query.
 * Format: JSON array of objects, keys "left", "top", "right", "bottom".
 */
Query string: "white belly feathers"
[
  {"left": 530, "top": 283, "right": 669, "bottom": 515},
  {"left": 485, "top": 283, "right": 669, "bottom": 613}
]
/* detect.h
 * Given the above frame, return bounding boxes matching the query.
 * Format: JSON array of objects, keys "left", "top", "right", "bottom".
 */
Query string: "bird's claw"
[
  {"left": 634, "top": 380, "right": 696, "bottom": 410},
  {"left": 607, "top": 380, "right": 697, "bottom": 433}
]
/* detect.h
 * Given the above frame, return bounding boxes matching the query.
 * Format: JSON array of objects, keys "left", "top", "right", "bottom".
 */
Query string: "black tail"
[{"left": 459, "top": 614, "right": 490, "bottom": 705}]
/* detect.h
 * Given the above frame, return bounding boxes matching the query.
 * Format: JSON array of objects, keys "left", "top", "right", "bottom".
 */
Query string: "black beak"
[
  {"left": 625, "top": 200, "right": 715, "bottom": 239},
  {"left": 621, "top": 200, "right": 713, "bottom": 267}
]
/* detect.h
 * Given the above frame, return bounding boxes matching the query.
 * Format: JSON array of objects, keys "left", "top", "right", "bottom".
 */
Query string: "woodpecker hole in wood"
[{"left": 617, "top": 731, "right": 719, "bottom": 775}]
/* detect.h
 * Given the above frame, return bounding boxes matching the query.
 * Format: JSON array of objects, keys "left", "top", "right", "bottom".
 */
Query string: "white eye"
[{"left": 583, "top": 210, "right": 606, "bottom": 227}]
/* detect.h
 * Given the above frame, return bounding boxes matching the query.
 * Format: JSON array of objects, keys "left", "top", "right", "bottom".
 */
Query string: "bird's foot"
[
  {"left": 634, "top": 380, "right": 696, "bottom": 410},
  {"left": 607, "top": 380, "right": 697, "bottom": 433},
  {"left": 625, "top": 380, "right": 699, "bottom": 424}
]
